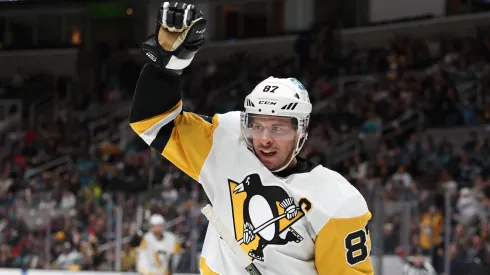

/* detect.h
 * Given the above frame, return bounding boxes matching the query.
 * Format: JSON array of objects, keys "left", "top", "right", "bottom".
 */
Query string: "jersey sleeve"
[
  {"left": 173, "top": 240, "right": 181, "bottom": 254},
  {"left": 314, "top": 194, "right": 374, "bottom": 275},
  {"left": 129, "top": 63, "right": 219, "bottom": 182}
]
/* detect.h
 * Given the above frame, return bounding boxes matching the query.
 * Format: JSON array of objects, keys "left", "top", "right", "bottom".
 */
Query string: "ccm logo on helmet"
[{"left": 258, "top": 101, "right": 277, "bottom": 105}]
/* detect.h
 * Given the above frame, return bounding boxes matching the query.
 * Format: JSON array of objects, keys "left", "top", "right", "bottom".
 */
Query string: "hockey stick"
[
  {"left": 237, "top": 207, "right": 300, "bottom": 245},
  {"left": 201, "top": 204, "right": 263, "bottom": 275}
]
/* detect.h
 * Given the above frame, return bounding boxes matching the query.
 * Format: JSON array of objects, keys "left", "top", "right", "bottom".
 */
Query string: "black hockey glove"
[{"left": 141, "top": 1, "right": 206, "bottom": 75}]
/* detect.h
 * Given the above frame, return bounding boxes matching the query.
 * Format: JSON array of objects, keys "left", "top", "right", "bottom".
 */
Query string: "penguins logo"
[{"left": 228, "top": 173, "right": 304, "bottom": 261}]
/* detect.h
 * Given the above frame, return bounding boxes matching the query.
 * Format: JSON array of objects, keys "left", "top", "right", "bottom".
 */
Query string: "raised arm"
[
  {"left": 130, "top": 63, "right": 219, "bottom": 182},
  {"left": 129, "top": 2, "right": 216, "bottom": 181}
]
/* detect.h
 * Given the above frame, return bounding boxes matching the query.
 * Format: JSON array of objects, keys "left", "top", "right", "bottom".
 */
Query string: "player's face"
[
  {"left": 413, "top": 255, "right": 424, "bottom": 267},
  {"left": 250, "top": 115, "right": 297, "bottom": 171},
  {"left": 151, "top": 224, "right": 163, "bottom": 235}
]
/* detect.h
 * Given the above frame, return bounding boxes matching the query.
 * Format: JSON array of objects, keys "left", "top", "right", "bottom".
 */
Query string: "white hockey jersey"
[
  {"left": 137, "top": 231, "right": 178, "bottom": 275},
  {"left": 129, "top": 64, "right": 374, "bottom": 275}
]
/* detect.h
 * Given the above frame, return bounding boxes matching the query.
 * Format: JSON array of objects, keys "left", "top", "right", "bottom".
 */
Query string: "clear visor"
[{"left": 243, "top": 113, "right": 298, "bottom": 141}]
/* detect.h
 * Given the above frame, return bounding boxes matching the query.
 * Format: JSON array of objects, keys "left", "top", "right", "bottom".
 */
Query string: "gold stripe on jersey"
[
  {"left": 130, "top": 100, "right": 183, "bottom": 135},
  {"left": 130, "top": 99, "right": 219, "bottom": 182},
  {"left": 139, "top": 238, "right": 147, "bottom": 249},
  {"left": 173, "top": 242, "right": 181, "bottom": 253},
  {"left": 162, "top": 112, "right": 219, "bottom": 181},
  {"left": 315, "top": 212, "right": 374, "bottom": 275},
  {"left": 154, "top": 252, "right": 163, "bottom": 268},
  {"left": 200, "top": 257, "right": 220, "bottom": 275}
]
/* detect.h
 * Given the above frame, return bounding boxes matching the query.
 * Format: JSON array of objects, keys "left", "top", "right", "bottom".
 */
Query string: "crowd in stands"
[
  {"left": 323, "top": 29, "right": 490, "bottom": 274},
  {"left": 2, "top": 21, "right": 490, "bottom": 275}
]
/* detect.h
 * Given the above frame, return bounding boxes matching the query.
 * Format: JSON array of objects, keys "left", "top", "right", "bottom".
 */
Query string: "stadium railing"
[
  {"left": 14, "top": 179, "right": 204, "bottom": 273},
  {"left": 369, "top": 164, "right": 489, "bottom": 275},
  {"left": 98, "top": 209, "right": 195, "bottom": 272},
  {"left": 330, "top": 56, "right": 487, "bottom": 163},
  {"left": 422, "top": 124, "right": 490, "bottom": 148},
  {"left": 0, "top": 99, "right": 22, "bottom": 158},
  {"left": 15, "top": 158, "right": 478, "bottom": 275},
  {"left": 88, "top": 107, "right": 131, "bottom": 144},
  {"left": 354, "top": 183, "right": 421, "bottom": 275},
  {"left": 325, "top": 136, "right": 362, "bottom": 165},
  {"left": 381, "top": 109, "right": 426, "bottom": 141},
  {"left": 23, "top": 155, "right": 73, "bottom": 180},
  {"left": 97, "top": 210, "right": 183, "bottom": 253},
  {"left": 329, "top": 109, "right": 426, "bottom": 165}
]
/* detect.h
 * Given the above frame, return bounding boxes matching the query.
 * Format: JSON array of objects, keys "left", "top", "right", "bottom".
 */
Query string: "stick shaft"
[{"left": 201, "top": 205, "right": 263, "bottom": 275}]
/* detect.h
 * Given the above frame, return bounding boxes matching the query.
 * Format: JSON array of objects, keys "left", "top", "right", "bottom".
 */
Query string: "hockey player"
[
  {"left": 137, "top": 214, "right": 179, "bottom": 275},
  {"left": 401, "top": 248, "right": 437, "bottom": 275},
  {"left": 130, "top": 2, "right": 374, "bottom": 274}
]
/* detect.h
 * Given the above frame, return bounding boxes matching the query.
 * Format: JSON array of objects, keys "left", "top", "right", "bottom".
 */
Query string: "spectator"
[
  {"left": 391, "top": 165, "right": 414, "bottom": 190},
  {"left": 349, "top": 154, "right": 368, "bottom": 181},
  {"left": 120, "top": 243, "right": 136, "bottom": 272},
  {"left": 419, "top": 205, "right": 443, "bottom": 254},
  {"left": 59, "top": 189, "right": 76, "bottom": 210},
  {"left": 457, "top": 188, "right": 484, "bottom": 227}
]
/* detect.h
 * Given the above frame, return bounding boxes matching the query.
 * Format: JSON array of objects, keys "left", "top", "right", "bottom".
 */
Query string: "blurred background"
[{"left": 1, "top": 0, "right": 490, "bottom": 274}]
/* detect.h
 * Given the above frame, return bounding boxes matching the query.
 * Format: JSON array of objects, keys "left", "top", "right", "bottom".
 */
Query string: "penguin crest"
[{"left": 228, "top": 173, "right": 305, "bottom": 261}]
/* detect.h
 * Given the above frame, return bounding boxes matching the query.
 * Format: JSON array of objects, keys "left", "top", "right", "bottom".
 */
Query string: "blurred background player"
[
  {"left": 402, "top": 247, "right": 437, "bottom": 275},
  {"left": 137, "top": 214, "right": 179, "bottom": 275}
]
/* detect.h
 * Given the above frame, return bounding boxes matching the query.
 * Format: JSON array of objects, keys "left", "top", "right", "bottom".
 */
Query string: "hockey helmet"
[
  {"left": 241, "top": 76, "right": 312, "bottom": 172},
  {"left": 149, "top": 214, "right": 165, "bottom": 225}
]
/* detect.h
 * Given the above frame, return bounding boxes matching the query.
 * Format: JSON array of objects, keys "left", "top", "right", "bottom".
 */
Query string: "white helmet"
[
  {"left": 241, "top": 76, "right": 312, "bottom": 172},
  {"left": 149, "top": 214, "right": 165, "bottom": 226}
]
